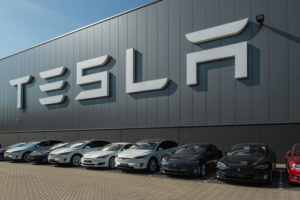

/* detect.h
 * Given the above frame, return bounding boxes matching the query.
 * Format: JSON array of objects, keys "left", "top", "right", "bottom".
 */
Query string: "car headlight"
[
  {"left": 254, "top": 164, "right": 269, "bottom": 170},
  {"left": 292, "top": 164, "right": 300, "bottom": 169},
  {"left": 96, "top": 155, "right": 108, "bottom": 159},
  {"left": 161, "top": 158, "right": 168, "bottom": 165},
  {"left": 134, "top": 155, "right": 147, "bottom": 159},
  {"left": 217, "top": 161, "right": 227, "bottom": 170},
  {"left": 12, "top": 151, "right": 23, "bottom": 154}
]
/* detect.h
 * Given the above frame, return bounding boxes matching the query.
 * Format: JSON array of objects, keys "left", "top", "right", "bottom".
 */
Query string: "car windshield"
[
  {"left": 175, "top": 144, "right": 207, "bottom": 154},
  {"left": 228, "top": 145, "right": 267, "bottom": 156},
  {"left": 20, "top": 142, "right": 39, "bottom": 148},
  {"left": 294, "top": 145, "right": 300, "bottom": 156},
  {"left": 50, "top": 143, "right": 68, "bottom": 150},
  {"left": 65, "top": 143, "right": 85, "bottom": 149},
  {"left": 7, "top": 143, "right": 24, "bottom": 149},
  {"left": 102, "top": 144, "right": 123, "bottom": 152},
  {"left": 130, "top": 142, "right": 158, "bottom": 150}
]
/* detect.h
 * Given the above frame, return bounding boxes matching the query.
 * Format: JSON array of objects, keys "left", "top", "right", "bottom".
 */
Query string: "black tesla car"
[
  {"left": 160, "top": 143, "right": 222, "bottom": 176},
  {"left": 216, "top": 143, "right": 276, "bottom": 184},
  {"left": 0, "top": 142, "right": 25, "bottom": 161},
  {"left": 29, "top": 142, "right": 68, "bottom": 163}
]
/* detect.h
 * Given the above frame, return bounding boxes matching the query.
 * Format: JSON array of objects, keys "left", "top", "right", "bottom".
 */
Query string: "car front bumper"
[
  {"left": 4, "top": 152, "right": 23, "bottom": 160},
  {"left": 115, "top": 158, "right": 148, "bottom": 170},
  {"left": 288, "top": 167, "right": 300, "bottom": 183},
  {"left": 48, "top": 154, "right": 71, "bottom": 164},
  {"left": 81, "top": 157, "right": 109, "bottom": 168},
  {"left": 216, "top": 168, "right": 271, "bottom": 182},
  {"left": 160, "top": 164, "right": 200, "bottom": 176},
  {"left": 29, "top": 154, "right": 48, "bottom": 163}
]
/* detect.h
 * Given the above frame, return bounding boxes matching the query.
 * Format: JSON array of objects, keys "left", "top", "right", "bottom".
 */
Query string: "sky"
[{"left": 0, "top": 0, "right": 153, "bottom": 59}]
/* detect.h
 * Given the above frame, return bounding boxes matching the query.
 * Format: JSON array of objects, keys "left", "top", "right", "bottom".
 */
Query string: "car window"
[
  {"left": 175, "top": 144, "right": 207, "bottom": 154},
  {"left": 39, "top": 141, "right": 49, "bottom": 147},
  {"left": 102, "top": 144, "right": 123, "bottom": 152},
  {"left": 228, "top": 145, "right": 267, "bottom": 156},
  {"left": 123, "top": 144, "right": 132, "bottom": 150},
  {"left": 49, "top": 141, "right": 61, "bottom": 146},
  {"left": 158, "top": 141, "right": 177, "bottom": 150},
  {"left": 294, "top": 145, "right": 300, "bottom": 156},
  {"left": 89, "top": 141, "right": 111, "bottom": 148},
  {"left": 130, "top": 142, "right": 158, "bottom": 150}
]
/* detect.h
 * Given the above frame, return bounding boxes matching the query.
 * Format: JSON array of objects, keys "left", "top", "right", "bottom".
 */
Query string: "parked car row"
[{"left": 1, "top": 139, "right": 299, "bottom": 185}]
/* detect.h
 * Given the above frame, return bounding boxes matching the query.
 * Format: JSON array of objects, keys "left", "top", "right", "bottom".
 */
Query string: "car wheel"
[
  {"left": 22, "top": 152, "right": 30, "bottom": 163},
  {"left": 71, "top": 154, "right": 82, "bottom": 166},
  {"left": 200, "top": 163, "right": 207, "bottom": 177},
  {"left": 109, "top": 156, "right": 116, "bottom": 169},
  {"left": 147, "top": 158, "right": 157, "bottom": 172}
]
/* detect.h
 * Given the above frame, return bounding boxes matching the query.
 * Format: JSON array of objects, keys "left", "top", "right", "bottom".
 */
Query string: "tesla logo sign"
[{"left": 9, "top": 18, "right": 249, "bottom": 109}]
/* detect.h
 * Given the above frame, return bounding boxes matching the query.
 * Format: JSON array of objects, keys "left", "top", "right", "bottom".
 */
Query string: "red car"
[{"left": 285, "top": 144, "right": 300, "bottom": 184}]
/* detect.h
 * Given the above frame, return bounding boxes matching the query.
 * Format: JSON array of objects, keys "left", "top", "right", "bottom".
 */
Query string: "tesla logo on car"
[{"left": 9, "top": 18, "right": 249, "bottom": 109}]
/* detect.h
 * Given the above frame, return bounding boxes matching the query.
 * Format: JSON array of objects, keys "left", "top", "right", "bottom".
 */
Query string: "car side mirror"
[
  {"left": 158, "top": 147, "right": 163, "bottom": 151},
  {"left": 224, "top": 151, "right": 228, "bottom": 155},
  {"left": 35, "top": 145, "right": 40, "bottom": 148},
  {"left": 85, "top": 146, "right": 91, "bottom": 149},
  {"left": 286, "top": 151, "right": 291, "bottom": 158}
]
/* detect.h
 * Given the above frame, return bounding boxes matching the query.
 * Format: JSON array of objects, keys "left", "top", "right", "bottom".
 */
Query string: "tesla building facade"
[{"left": 0, "top": 0, "right": 299, "bottom": 161}]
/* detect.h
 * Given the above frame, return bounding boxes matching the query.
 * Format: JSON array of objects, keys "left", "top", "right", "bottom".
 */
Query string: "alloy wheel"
[
  {"left": 72, "top": 155, "right": 81, "bottom": 166},
  {"left": 109, "top": 157, "right": 116, "bottom": 168},
  {"left": 149, "top": 159, "right": 157, "bottom": 172}
]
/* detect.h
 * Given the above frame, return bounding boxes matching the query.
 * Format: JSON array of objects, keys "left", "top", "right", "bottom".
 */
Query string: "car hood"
[
  {"left": 220, "top": 155, "right": 267, "bottom": 167},
  {"left": 165, "top": 153, "right": 204, "bottom": 163},
  {"left": 50, "top": 148, "right": 77, "bottom": 155},
  {"left": 292, "top": 156, "right": 300, "bottom": 165},
  {"left": 6, "top": 146, "right": 30, "bottom": 153},
  {"left": 84, "top": 151, "right": 115, "bottom": 158},
  {"left": 118, "top": 149, "right": 153, "bottom": 158}
]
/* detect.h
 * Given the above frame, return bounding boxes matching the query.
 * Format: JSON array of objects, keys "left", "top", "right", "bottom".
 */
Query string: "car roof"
[
  {"left": 71, "top": 139, "right": 111, "bottom": 143},
  {"left": 232, "top": 143, "right": 267, "bottom": 147},
  {"left": 183, "top": 143, "right": 210, "bottom": 147},
  {"left": 137, "top": 139, "right": 174, "bottom": 143},
  {"left": 111, "top": 142, "right": 132, "bottom": 145}
]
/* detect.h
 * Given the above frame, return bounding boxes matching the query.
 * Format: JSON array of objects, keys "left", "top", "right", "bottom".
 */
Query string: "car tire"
[
  {"left": 22, "top": 152, "right": 31, "bottom": 163},
  {"left": 147, "top": 158, "right": 157, "bottom": 172},
  {"left": 200, "top": 163, "right": 207, "bottom": 177},
  {"left": 71, "top": 154, "right": 82, "bottom": 166},
  {"left": 108, "top": 156, "right": 116, "bottom": 169}
]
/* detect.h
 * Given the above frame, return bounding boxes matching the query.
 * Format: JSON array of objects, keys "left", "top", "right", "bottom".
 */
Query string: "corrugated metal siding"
[{"left": 0, "top": 0, "right": 299, "bottom": 132}]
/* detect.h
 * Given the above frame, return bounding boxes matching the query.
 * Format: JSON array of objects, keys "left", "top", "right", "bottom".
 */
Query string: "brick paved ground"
[{"left": 0, "top": 162, "right": 299, "bottom": 200}]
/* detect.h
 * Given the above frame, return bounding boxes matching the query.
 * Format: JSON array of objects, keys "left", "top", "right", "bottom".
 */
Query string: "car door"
[
  {"left": 205, "top": 145, "right": 215, "bottom": 169},
  {"left": 36, "top": 141, "right": 50, "bottom": 151},
  {"left": 156, "top": 141, "right": 178, "bottom": 161}
]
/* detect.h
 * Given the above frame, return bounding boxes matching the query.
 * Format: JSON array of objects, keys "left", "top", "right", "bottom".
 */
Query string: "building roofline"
[{"left": 0, "top": 0, "right": 161, "bottom": 61}]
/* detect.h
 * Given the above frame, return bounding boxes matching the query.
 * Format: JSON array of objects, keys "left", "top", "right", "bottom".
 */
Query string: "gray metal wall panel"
[
  {"left": 180, "top": 0, "right": 193, "bottom": 126},
  {"left": 220, "top": 0, "right": 236, "bottom": 124},
  {"left": 157, "top": 0, "right": 169, "bottom": 127},
  {"left": 136, "top": 9, "right": 147, "bottom": 127},
  {"left": 168, "top": 0, "right": 181, "bottom": 127},
  {"left": 270, "top": 0, "right": 289, "bottom": 122},
  {"left": 127, "top": 11, "right": 138, "bottom": 127},
  {"left": 146, "top": 4, "right": 158, "bottom": 127},
  {"left": 192, "top": 0, "right": 207, "bottom": 125},
  {"left": 0, "top": 0, "right": 299, "bottom": 132},
  {"left": 206, "top": 0, "right": 221, "bottom": 125},
  {"left": 288, "top": 0, "right": 300, "bottom": 121}
]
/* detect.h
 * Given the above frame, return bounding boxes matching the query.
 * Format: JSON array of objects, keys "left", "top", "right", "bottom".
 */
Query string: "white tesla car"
[
  {"left": 115, "top": 139, "right": 178, "bottom": 172},
  {"left": 81, "top": 143, "right": 133, "bottom": 168},
  {"left": 48, "top": 140, "right": 111, "bottom": 166},
  {"left": 4, "top": 140, "right": 62, "bottom": 162}
]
